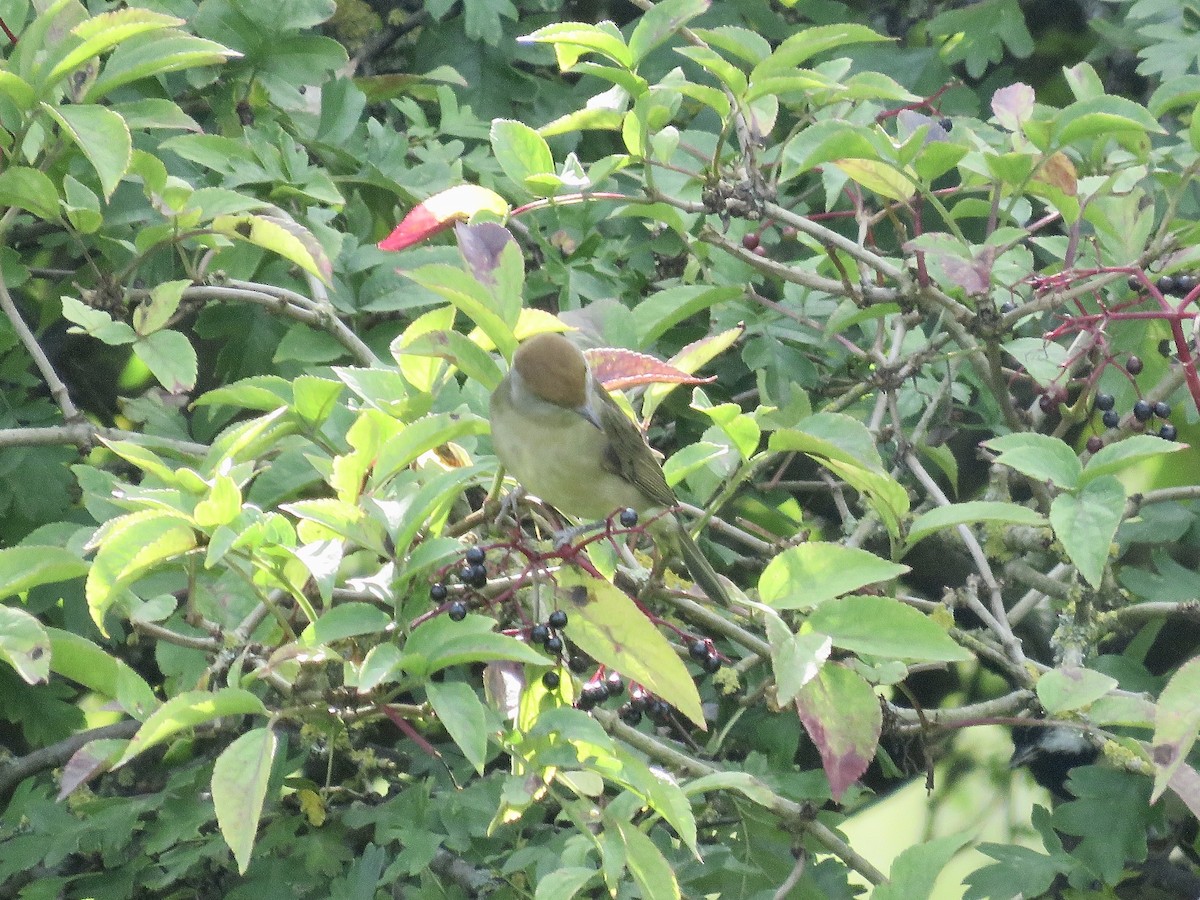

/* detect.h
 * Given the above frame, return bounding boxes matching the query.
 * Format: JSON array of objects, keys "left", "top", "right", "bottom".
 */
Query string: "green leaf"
[
  {"left": 86, "top": 509, "right": 197, "bottom": 635},
  {"left": 613, "top": 815, "right": 680, "bottom": 900},
  {"left": 402, "top": 614, "right": 549, "bottom": 677},
  {"left": 41, "top": 102, "right": 132, "bottom": 200},
  {"left": 759, "top": 542, "right": 908, "bottom": 610},
  {"left": 754, "top": 23, "right": 888, "bottom": 75},
  {"left": 195, "top": 375, "right": 292, "bottom": 412},
  {"left": 47, "top": 627, "right": 157, "bottom": 719},
  {"left": 403, "top": 264, "right": 517, "bottom": 359},
  {"left": 795, "top": 663, "right": 880, "bottom": 801},
  {"left": 1037, "top": 666, "right": 1118, "bottom": 714},
  {"left": 1052, "top": 767, "right": 1151, "bottom": 884},
  {"left": 370, "top": 411, "right": 489, "bottom": 487},
  {"left": 427, "top": 681, "right": 489, "bottom": 774},
  {"left": 117, "top": 687, "right": 267, "bottom": 767},
  {"left": 556, "top": 567, "right": 705, "bottom": 728},
  {"left": 490, "top": 119, "right": 555, "bottom": 195},
  {"left": 765, "top": 614, "right": 831, "bottom": 705},
  {"left": 0, "top": 546, "right": 88, "bottom": 598},
  {"left": 874, "top": 833, "right": 971, "bottom": 900},
  {"left": 134, "top": 279, "right": 189, "bottom": 336},
  {"left": 904, "top": 501, "right": 1046, "bottom": 552},
  {"left": 357, "top": 643, "right": 403, "bottom": 692},
  {"left": 0, "top": 605, "right": 51, "bottom": 684},
  {"left": 212, "top": 727, "right": 278, "bottom": 875},
  {"left": 89, "top": 32, "right": 239, "bottom": 100},
  {"left": 983, "top": 433, "right": 1082, "bottom": 490},
  {"left": 1150, "top": 657, "right": 1200, "bottom": 803},
  {"left": 61, "top": 295, "right": 136, "bottom": 345},
  {"left": 1081, "top": 434, "right": 1184, "bottom": 485},
  {"left": 519, "top": 21, "right": 632, "bottom": 69},
  {"left": 807, "top": 595, "right": 970, "bottom": 662},
  {"left": 0, "top": 166, "right": 61, "bottom": 220},
  {"left": 300, "top": 603, "right": 391, "bottom": 646},
  {"left": 631, "top": 285, "right": 744, "bottom": 345},
  {"left": 211, "top": 214, "right": 332, "bottom": 283},
  {"left": 1049, "top": 475, "right": 1125, "bottom": 589},
  {"left": 628, "top": 0, "right": 707, "bottom": 64},
  {"left": 134, "top": 328, "right": 198, "bottom": 392},
  {"left": 534, "top": 868, "right": 600, "bottom": 900},
  {"left": 1054, "top": 95, "right": 1166, "bottom": 146},
  {"left": 291, "top": 375, "right": 343, "bottom": 425},
  {"left": 1001, "top": 337, "right": 1069, "bottom": 388},
  {"left": 0, "top": 71, "right": 36, "bottom": 111},
  {"left": 44, "top": 8, "right": 183, "bottom": 85}
]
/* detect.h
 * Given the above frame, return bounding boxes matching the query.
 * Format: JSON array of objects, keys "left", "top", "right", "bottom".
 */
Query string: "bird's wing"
[{"left": 595, "top": 386, "right": 677, "bottom": 510}]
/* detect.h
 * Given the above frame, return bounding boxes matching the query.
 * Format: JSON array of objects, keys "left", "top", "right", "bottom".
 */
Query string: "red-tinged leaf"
[
  {"left": 455, "top": 221, "right": 517, "bottom": 284},
  {"left": 59, "top": 738, "right": 127, "bottom": 799},
  {"left": 378, "top": 185, "right": 509, "bottom": 251},
  {"left": 1150, "top": 656, "right": 1200, "bottom": 803},
  {"left": 992, "top": 82, "right": 1035, "bottom": 131},
  {"left": 795, "top": 662, "right": 881, "bottom": 801},
  {"left": 586, "top": 347, "right": 715, "bottom": 393},
  {"left": 1168, "top": 762, "right": 1200, "bottom": 822}
]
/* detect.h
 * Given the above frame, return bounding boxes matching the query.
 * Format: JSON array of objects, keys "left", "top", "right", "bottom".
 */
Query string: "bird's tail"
[{"left": 671, "top": 514, "right": 735, "bottom": 608}]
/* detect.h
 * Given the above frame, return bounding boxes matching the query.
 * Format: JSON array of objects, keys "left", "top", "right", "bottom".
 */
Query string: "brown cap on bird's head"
[{"left": 512, "top": 332, "right": 590, "bottom": 410}]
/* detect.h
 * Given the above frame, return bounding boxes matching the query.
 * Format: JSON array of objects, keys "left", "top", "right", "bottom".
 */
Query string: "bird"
[
  {"left": 489, "top": 331, "right": 733, "bottom": 608},
  {"left": 1009, "top": 722, "right": 1099, "bottom": 800}
]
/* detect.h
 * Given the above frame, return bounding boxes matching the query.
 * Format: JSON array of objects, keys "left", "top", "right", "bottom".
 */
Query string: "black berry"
[
  {"left": 1127, "top": 274, "right": 1142, "bottom": 291},
  {"left": 604, "top": 671, "right": 624, "bottom": 695},
  {"left": 1154, "top": 401, "right": 1171, "bottom": 419},
  {"left": 648, "top": 699, "right": 672, "bottom": 724},
  {"left": 1038, "top": 394, "right": 1058, "bottom": 414},
  {"left": 576, "top": 692, "right": 598, "bottom": 712},
  {"left": 583, "top": 682, "right": 610, "bottom": 703},
  {"left": 628, "top": 686, "right": 650, "bottom": 711},
  {"left": 701, "top": 653, "right": 722, "bottom": 674},
  {"left": 457, "top": 566, "right": 474, "bottom": 584},
  {"left": 619, "top": 508, "right": 638, "bottom": 528},
  {"left": 689, "top": 639, "right": 709, "bottom": 661},
  {"left": 938, "top": 117, "right": 953, "bottom": 131},
  {"left": 1157, "top": 275, "right": 1177, "bottom": 296},
  {"left": 1177, "top": 274, "right": 1197, "bottom": 295},
  {"left": 1094, "top": 392, "right": 1115, "bottom": 411},
  {"left": 430, "top": 582, "right": 448, "bottom": 602},
  {"left": 742, "top": 232, "right": 760, "bottom": 251},
  {"left": 1127, "top": 355, "right": 1144, "bottom": 375},
  {"left": 465, "top": 545, "right": 485, "bottom": 565},
  {"left": 1086, "top": 436, "right": 1103, "bottom": 454},
  {"left": 544, "top": 636, "right": 563, "bottom": 655},
  {"left": 466, "top": 564, "right": 488, "bottom": 588},
  {"left": 542, "top": 671, "right": 561, "bottom": 689},
  {"left": 447, "top": 600, "right": 468, "bottom": 621},
  {"left": 548, "top": 609, "right": 568, "bottom": 629},
  {"left": 1160, "top": 424, "right": 1178, "bottom": 441},
  {"left": 568, "top": 654, "right": 590, "bottom": 674},
  {"left": 1102, "top": 409, "right": 1120, "bottom": 429},
  {"left": 530, "top": 624, "right": 550, "bottom": 645},
  {"left": 619, "top": 704, "right": 643, "bottom": 726},
  {"left": 1000, "top": 301, "right": 1017, "bottom": 314},
  {"left": 1133, "top": 400, "right": 1152, "bottom": 422}
]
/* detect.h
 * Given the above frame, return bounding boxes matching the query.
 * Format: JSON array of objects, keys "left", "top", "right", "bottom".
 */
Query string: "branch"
[
  {"left": 0, "top": 720, "right": 140, "bottom": 800},
  {"left": 0, "top": 423, "right": 208, "bottom": 456},
  {"left": 0, "top": 276, "right": 79, "bottom": 421}
]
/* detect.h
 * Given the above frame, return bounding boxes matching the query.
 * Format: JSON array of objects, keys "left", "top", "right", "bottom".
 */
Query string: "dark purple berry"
[
  {"left": 648, "top": 699, "right": 672, "bottom": 724},
  {"left": 576, "top": 692, "right": 598, "bottom": 711},
  {"left": 1094, "top": 392, "right": 1115, "bottom": 411},
  {"left": 938, "top": 117, "right": 953, "bottom": 131},
  {"left": 466, "top": 564, "right": 488, "bottom": 588},
  {"left": 544, "top": 635, "right": 563, "bottom": 655},
  {"left": 447, "top": 600, "right": 468, "bottom": 621},
  {"left": 1000, "top": 301, "right": 1017, "bottom": 314},
  {"left": 619, "top": 704, "right": 643, "bottom": 726},
  {"left": 1153, "top": 401, "right": 1171, "bottom": 419},
  {"left": 548, "top": 609, "right": 568, "bottom": 630},
  {"left": 1133, "top": 400, "right": 1152, "bottom": 422},
  {"left": 1086, "top": 436, "right": 1103, "bottom": 454},
  {"left": 465, "top": 545, "right": 485, "bottom": 565},
  {"left": 542, "top": 670, "right": 561, "bottom": 690},
  {"left": 628, "top": 686, "right": 650, "bottom": 712},
  {"left": 1157, "top": 275, "right": 1177, "bottom": 296},
  {"left": 689, "top": 639, "right": 709, "bottom": 662},
  {"left": 457, "top": 566, "right": 474, "bottom": 584},
  {"left": 1102, "top": 409, "right": 1120, "bottom": 429},
  {"left": 1127, "top": 274, "right": 1142, "bottom": 291},
  {"left": 701, "top": 653, "right": 722, "bottom": 674},
  {"left": 568, "top": 654, "right": 590, "bottom": 674},
  {"left": 430, "top": 582, "right": 448, "bottom": 602},
  {"left": 1177, "top": 274, "right": 1197, "bottom": 295},
  {"left": 1160, "top": 424, "right": 1178, "bottom": 441},
  {"left": 605, "top": 671, "right": 624, "bottom": 695},
  {"left": 619, "top": 507, "right": 638, "bottom": 528},
  {"left": 583, "top": 682, "right": 610, "bottom": 703},
  {"left": 530, "top": 624, "right": 550, "bottom": 645},
  {"left": 742, "top": 232, "right": 760, "bottom": 251},
  {"left": 1039, "top": 394, "right": 1058, "bottom": 414},
  {"left": 1126, "top": 355, "right": 1144, "bottom": 375}
]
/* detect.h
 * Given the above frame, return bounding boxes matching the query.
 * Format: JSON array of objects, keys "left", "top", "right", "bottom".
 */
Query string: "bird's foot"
[{"left": 551, "top": 520, "right": 606, "bottom": 549}]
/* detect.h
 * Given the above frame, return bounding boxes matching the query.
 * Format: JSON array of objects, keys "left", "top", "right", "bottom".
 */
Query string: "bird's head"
[{"left": 511, "top": 332, "right": 602, "bottom": 429}]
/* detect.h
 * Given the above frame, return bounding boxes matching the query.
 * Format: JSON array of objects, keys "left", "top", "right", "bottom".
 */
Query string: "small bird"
[{"left": 489, "top": 331, "right": 733, "bottom": 607}]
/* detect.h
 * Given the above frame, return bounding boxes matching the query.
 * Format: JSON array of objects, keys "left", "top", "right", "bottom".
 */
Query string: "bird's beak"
[{"left": 575, "top": 394, "right": 603, "bottom": 431}]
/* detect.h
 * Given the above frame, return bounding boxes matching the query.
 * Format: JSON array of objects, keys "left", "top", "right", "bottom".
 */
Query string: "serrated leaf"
[
  {"left": 1150, "top": 657, "right": 1200, "bottom": 803},
  {"left": 47, "top": 627, "right": 158, "bottom": 719},
  {"left": 300, "top": 603, "right": 391, "bottom": 646},
  {"left": 134, "top": 328, "right": 197, "bottom": 392},
  {"left": 0, "top": 546, "right": 88, "bottom": 598},
  {"left": 1049, "top": 475, "right": 1124, "bottom": 589},
  {"left": 795, "top": 663, "right": 880, "bottom": 801},
  {"left": 42, "top": 103, "right": 132, "bottom": 200},
  {"left": 45, "top": 8, "right": 182, "bottom": 84},
  {"left": 613, "top": 815, "right": 680, "bottom": 900},
  {"left": 212, "top": 214, "right": 331, "bottom": 283},
  {"left": 491, "top": 119, "right": 555, "bottom": 195},
  {"left": 874, "top": 833, "right": 971, "bottom": 900},
  {"left": 402, "top": 614, "right": 550, "bottom": 677},
  {"left": 1037, "top": 665, "right": 1118, "bottom": 714},
  {"left": 212, "top": 727, "right": 277, "bottom": 874},
  {"left": 983, "top": 433, "right": 1082, "bottom": 490},
  {"left": 0, "top": 166, "right": 61, "bottom": 220},
  {"left": 134, "top": 279, "right": 189, "bottom": 336},
  {"left": 759, "top": 542, "right": 908, "bottom": 610},
  {"left": 556, "top": 567, "right": 705, "bottom": 728},
  {"left": 1081, "top": 434, "right": 1184, "bottom": 485}
]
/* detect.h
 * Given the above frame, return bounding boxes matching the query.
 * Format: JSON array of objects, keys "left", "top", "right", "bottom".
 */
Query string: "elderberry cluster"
[
  {"left": 431, "top": 545, "right": 492, "bottom": 621},
  {"left": 618, "top": 685, "right": 673, "bottom": 727},
  {"left": 1089, "top": 354, "right": 1177, "bottom": 450},
  {"left": 1128, "top": 272, "right": 1199, "bottom": 298}
]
